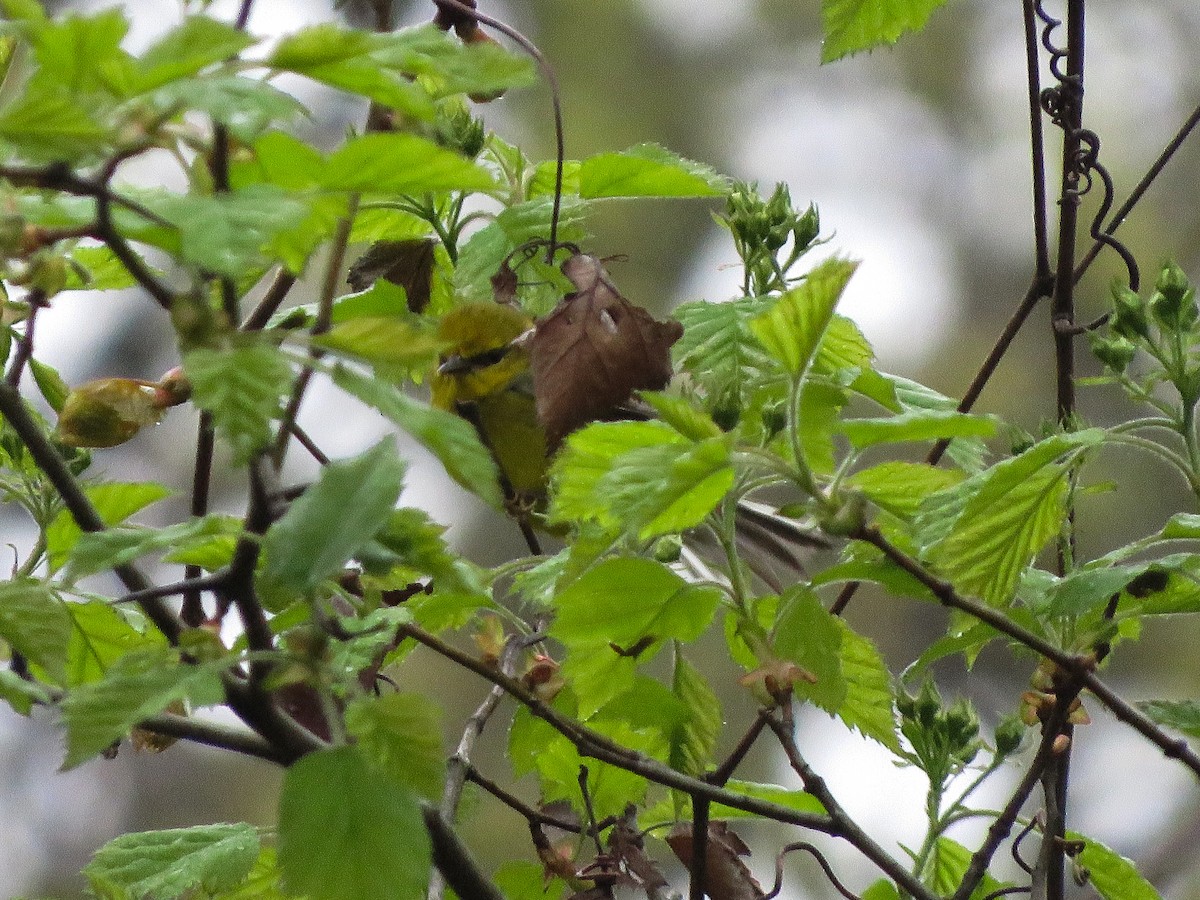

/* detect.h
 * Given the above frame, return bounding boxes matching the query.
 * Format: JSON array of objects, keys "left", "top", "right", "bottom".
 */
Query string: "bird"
[{"left": 429, "top": 299, "right": 827, "bottom": 588}]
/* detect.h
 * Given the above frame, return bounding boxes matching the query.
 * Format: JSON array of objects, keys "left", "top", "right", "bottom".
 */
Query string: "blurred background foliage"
[{"left": 6, "top": 0, "right": 1200, "bottom": 896}]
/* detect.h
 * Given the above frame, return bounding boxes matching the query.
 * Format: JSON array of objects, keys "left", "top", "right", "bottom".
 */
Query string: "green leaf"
[
  {"left": 140, "top": 185, "right": 310, "bottom": 277},
  {"left": 1070, "top": 832, "right": 1162, "bottom": 900},
  {"left": 66, "top": 516, "right": 228, "bottom": 580},
  {"left": 0, "top": 84, "right": 111, "bottom": 161},
  {"left": 593, "top": 431, "right": 736, "bottom": 540},
  {"left": 85, "top": 823, "right": 260, "bottom": 900},
  {"left": 185, "top": 344, "right": 293, "bottom": 465},
  {"left": 749, "top": 258, "right": 858, "bottom": 379},
  {"left": 320, "top": 132, "right": 495, "bottom": 194},
  {"left": 133, "top": 16, "right": 257, "bottom": 91},
  {"left": 259, "top": 439, "right": 405, "bottom": 603},
  {"left": 772, "top": 586, "right": 846, "bottom": 712},
  {"left": 862, "top": 880, "right": 901, "bottom": 900},
  {"left": 61, "top": 647, "right": 225, "bottom": 768},
  {"left": 148, "top": 75, "right": 306, "bottom": 141},
  {"left": 314, "top": 316, "right": 443, "bottom": 378},
  {"left": 344, "top": 692, "right": 445, "bottom": 800},
  {"left": 1136, "top": 699, "right": 1200, "bottom": 739},
  {"left": 23, "top": 6, "right": 135, "bottom": 96},
  {"left": 0, "top": 668, "right": 53, "bottom": 715},
  {"left": 367, "top": 23, "right": 536, "bottom": 99},
  {"left": 916, "top": 431, "right": 1105, "bottom": 605},
  {"left": 579, "top": 143, "right": 728, "bottom": 198},
  {"left": 928, "top": 836, "right": 1008, "bottom": 900},
  {"left": 670, "top": 655, "right": 721, "bottom": 777},
  {"left": 1159, "top": 513, "right": 1200, "bottom": 540},
  {"left": 63, "top": 244, "right": 144, "bottom": 291},
  {"left": 0, "top": 580, "right": 70, "bottom": 683},
  {"left": 46, "top": 481, "right": 172, "bottom": 572},
  {"left": 836, "top": 620, "right": 899, "bottom": 749},
  {"left": 332, "top": 364, "right": 502, "bottom": 508},
  {"left": 29, "top": 356, "right": 70, "bottom": 412},
  {"left": 551, "top": 559, "right": 720, "bottom": 718},
  {"left": 840, "top": 409, "right": 997, "bottom": 449},
  {"left": 711, "top": 779, "right": 826, "bottom": 819},
  {"left": 848, "top": 461, "right": 965, "bottom": 520},
  {"left": 822, "top": 0, "right": 950, "bottom": 62},
  {"left": 279, "top": 745, "right": 430, "bottom": 900},
  {"left": 267, "top": 24, "right": 435, "bottom": 119},
  {"left": 1042, "top": 564, "right": 1150, "bottom": 617},
  {"left": 66, "top": 601, "right": 166, "bottom": 686},
  {"left": 673, "top": 296, "right": 776, "bottom": 411}
]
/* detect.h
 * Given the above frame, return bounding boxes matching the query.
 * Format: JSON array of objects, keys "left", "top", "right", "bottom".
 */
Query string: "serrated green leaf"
[
  {"left": 320, "top": 132, "right": 495, "bottom": 194},
  {"left": 63, "top": 244, "right": 144, "bottom": 291},
  {"left": 46, "top": 481, "right": 172, "bottom": 572},
  {"left": 344, "top": 692, "right": 445, "bottom": 800},
  {"left": 594, "top": 433, "right": 735, "bottom": 540},
  {"left": 849, "top": 461, "right": 965, "bottom": 520},
  {"left": 1136, "top": 699, "right": 1200, "bottom": 738},
  {"left": 148, "top": 75, "right": 306, "bottom": 141},
  {"left": 552, "top": 559, "right": 719, "bottom": 718},
  {"left": 841, "top": 409, "right": 997, "bottom": 449},
  {"left": 1042, "top": 564, "right": 1149, "bottom": 617},
  {"left": 185, "top": 344, "right": 292, "bottom": 465},
  {"left": 24, "top": 7, "right": 135, "bottom": 96},
  {"left": 799, "top": 381, "right": 849, "bottom": 474},
  {"left": 268, "top": 25, "right": 435, "bottom": 119},
  {"left": 140, "top": 185, "right": 310, "bottom": 277},
  {"left": 862, "top": 880, "right": 901, "bottom": 900},
  {"left": 61, "top": 647, "right": 226, "bottom": 768},
  {"left": 674, "top": 297, "right": 775, "bottom": 407},
  {"left": 1159, "top": 513, "right": 1200, "bottom": 540},
  {"left": 773, "top": 586, "right": 846, "bottom": 712},
  {"left": 670, "top": 655, "right": 721, "bottom": 777},
  {"left": 916, "top": 431, "right": 1105, "bottom": 605},
  {"left": 749, "top": 258, "right": 858, "bottom": 379},
  {"left": 0, "top": 84, "right": 111, "bottom": 161},
  {"left": 279, "top": 745, "right": 430, "bottom": 900},
  {"left": 836, "top": 620, "right": 898, "bottom": 749},
  {"left": 367, "top": 23, "right": 536, "bottom": 99},
  {"left": 332, "top": 364, "right": 503, "bottom": 509},
  {"left": 712, "top": 779, "right": 826, "bottom": 819},
  {"left": 258, "top": 439, "right": 405, "bottom": 603},
  {"left": 494, "top": 861, "right": 567, "bottom": 900},
  {"left": 133, "top": 16, "right": 257, "bottom": 92},
  {"left": 637, "top": 391, "right": 723, "bottom": 441},
  {"left": 887, "top": 374, "right": 988, "bottom": 471},
  {"left": 822, "top": 0, "right": 950, "bottom": 62},
  {"left": 314, "top": 316, "right": 443, "bottom": 378},
  {"left": 211, "top": 845, "right": 288, "bottom": 900},
  {"left": 579, "top": 143, "right": 728, "bottom": 198},
  {"left": 0, "top": 580, "right": 69, "bottom": 683},
  {"left": 928, "top": 836, "right": 1008, "bottom": 899},
  {"left": 1070, "top": 832, "right": 1162, "bottom": 900},
  {"left": 66, "top": 601, "right": 166, "bottom": 686},
  {"left": 0, "top": 668, "right": 53, "bottom": 715},
  {"left": 66, "top": 516, "right": 227, "bottom": 580},
  {"left": 84, "top": 823, "right": 260, "bottom": 900}
]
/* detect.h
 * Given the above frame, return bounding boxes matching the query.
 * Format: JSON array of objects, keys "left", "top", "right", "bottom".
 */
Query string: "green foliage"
[{"left": 0, "top": 4, "right": 1193, "bottom": 899}]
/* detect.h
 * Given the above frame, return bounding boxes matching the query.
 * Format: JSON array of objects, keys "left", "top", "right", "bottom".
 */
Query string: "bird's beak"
[{"left": 437, "top": 354, "right": 472, "bottom": 375}]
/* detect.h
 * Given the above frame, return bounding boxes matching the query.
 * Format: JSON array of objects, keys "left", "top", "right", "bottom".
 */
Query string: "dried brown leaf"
[
  {"left": 347, "top": 238, "right": 437, "bottom": 312},
  {"left": 530, "top": 253, "right": 682, "bottom": 447},
  {"left": 665, "top": 821, "right": 766, "bottom": 900}
]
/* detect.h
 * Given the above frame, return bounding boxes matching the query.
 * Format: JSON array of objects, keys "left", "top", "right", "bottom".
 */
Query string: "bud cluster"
[
  {"left": 1091, "top": 263, "right": 1200, "bottom": 407},
  {"left": 719, "top": 182, "right": 820, "bottom": 296},
  {"left": 897, "top": 679, "right": 981, "bottom": 786}
]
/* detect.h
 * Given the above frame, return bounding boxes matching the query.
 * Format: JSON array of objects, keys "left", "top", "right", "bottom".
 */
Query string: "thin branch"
[
  {"left": 113, "top": 571, "right": 228, "bottom": 607},
  {"left": 0, "top": 381, "right": 182, "bottom": 643},
  {"left": 464, "top": 765, "right": 583, "bottom": 832},
  {"left": 764, "top": 713, "right": 937, "bottom": 900},
  {"left": 241, "top": 269, "right": 298, "bottom": 331},
  {"left": 770, "top": 843, "right": 862, "bottom": 900},
  {"left": 5, "top": 288, "right": 44, "bottom": 387},
  {"left": 707, "top": 710, "right": 770, "bottom": 787},
  {"left": 183, "top": 413, "right": 217, "bottom": 626},
  {"left": 1023, "top": 0, "right": 1052, "bottom": 278}
]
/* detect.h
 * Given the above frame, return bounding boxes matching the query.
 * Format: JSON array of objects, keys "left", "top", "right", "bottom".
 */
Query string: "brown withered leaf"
[
  {"left": 347, "top": 238, "right": 437, "bottom": 312},
  {"left": 608, "top": 807, "right": 671, "bottom": 900},
  {"left": 530, "top": 253, "right": 683, "bottom": 448},
  {"left": 665, "top": 821, "right": 766, "bottom": 900}
]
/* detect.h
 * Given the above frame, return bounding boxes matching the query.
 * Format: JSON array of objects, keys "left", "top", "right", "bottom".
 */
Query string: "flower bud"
[
  {"left": 1089, "top": 333, "right": 1136, "bottom": 373},
  {"left": 993, "top": 715, "right": 1026, "bottom": 759},
  {"left": 1109, "top": 282, "right": 1148, "bottom": 340}
]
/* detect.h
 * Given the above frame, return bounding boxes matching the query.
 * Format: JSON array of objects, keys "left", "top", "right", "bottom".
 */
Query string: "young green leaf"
[
  {"left": 0, "top": 84, "right": 111, "bottom": 162},
  {"left": 344, "top": 692, "right": 445, "bottom": 800},
  {"left": 928, "top": 836, "right": 1008, "bottom": 899},
  {"left": 148, "top": 75, "right": 307, "bottom": 141},
  {"left": 749, "top": 258, "right": 858, "bottom": 379},
  {"left": 319, "top": 132, "right": 496, "bottom": 194},
  {"left": 579, "top": 143, "right": 729, "bottom": 199},
  {"left": 0, "top": 669, "right": 53, "bottom": 716},
  {"left": 65, "top": 601, "right": 167, "bottom": 686},
  {"left": 1136, "top": 699, "right": 1200, "bottom": 739},
  {"left": 840, "top": 409, "right": 997, "bottom": 449},
  {"left": 84, "top": 823, "right": 260, "bottom": 900},
  {"left": 772, "top": 586, "right": 846, "bottom": 712},
  {"left": 822, "top": 0, "right": 950, "bottom": 63},
  {"left": 45, "top": 481, "right": 172, "bottom": 572},
  {"left": 0, "top": 579, "right": 70, "bottom": 683},
  {"left": 332, "top": 364, "right": 503, "bottom": 509},
  {"left": 1070, "top": 832, "right": 1162, "bottom": 900},
  {"left": 670, "top": 655, "right": 721, "bottom": 778},
  {"left": 60, "top": 647, "right": 226, "bottom": 769},
  {"left": 133, "top": 15, "right": 257, "bottom": 92},
  {"left": 66, "top": 516, "right": 228, "bottom": 581},
  {"left": 710, "top": 779, "right": 826, "bottom": 819},
  {"left": 848, "top": 461, "right": 965, "bottom": 520},
  {"left": 836, "top": 620, "right": 899, "bottom": 750},
  {"left": 314, "top": 316, "right": 443, "bottom": 378},
  {"left": 184, "top": 344, "right": 293, "bottom": 466},
  {"left": 278, "top": 745, "right": 430, "bottom": 900},
  {"left": 258, "top": 439, "right": 405, "bottom": 603}
]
